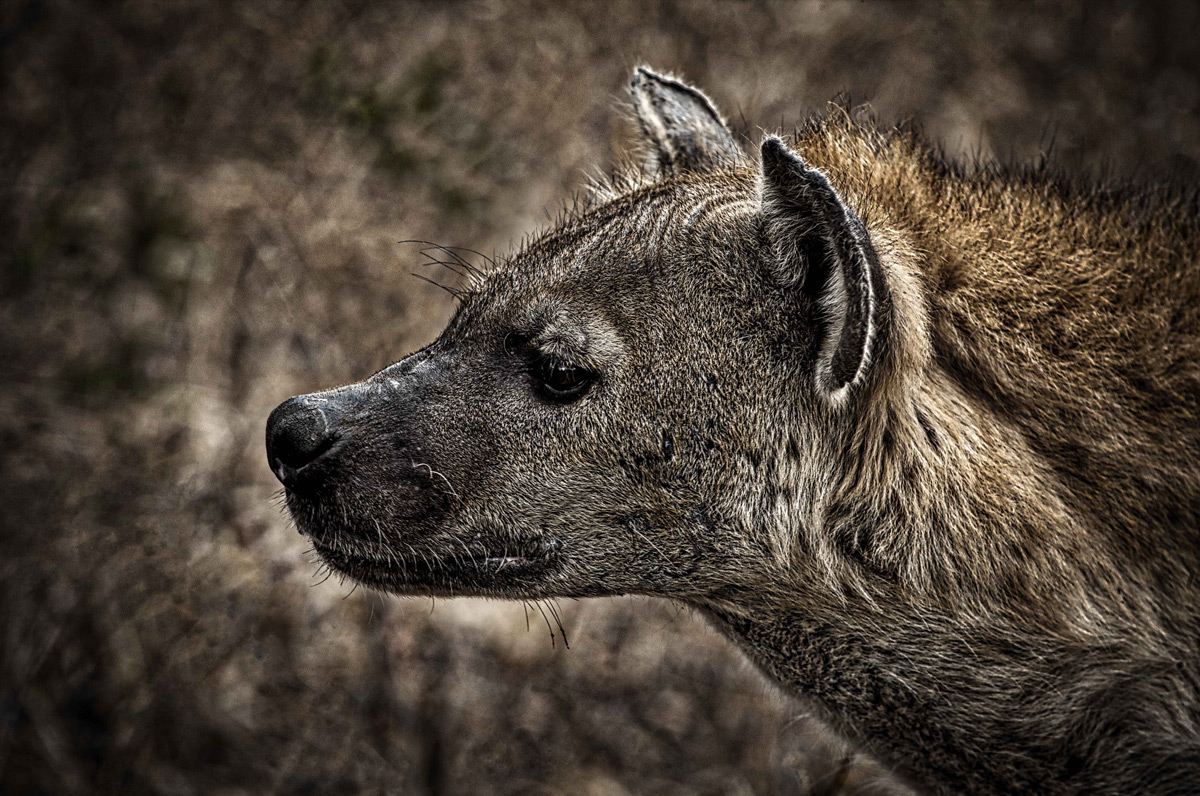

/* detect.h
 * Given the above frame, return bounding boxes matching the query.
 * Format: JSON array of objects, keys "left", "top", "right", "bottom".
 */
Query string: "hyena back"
[{"left": 266, "top": 68, "right": 1200, "bottom": 795}]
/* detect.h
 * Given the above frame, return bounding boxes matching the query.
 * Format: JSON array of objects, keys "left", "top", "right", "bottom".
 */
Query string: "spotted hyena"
[{"left": 267, "top": 67, "right": 1200, "bottom": 795}]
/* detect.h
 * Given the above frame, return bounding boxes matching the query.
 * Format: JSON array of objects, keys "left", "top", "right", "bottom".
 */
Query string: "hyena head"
[{"left": 267, "top": 67, "right": 892, "bottom": 601}]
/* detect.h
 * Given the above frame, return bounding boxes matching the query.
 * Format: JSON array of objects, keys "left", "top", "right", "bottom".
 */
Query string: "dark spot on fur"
[
  {"left": 621, "top": 513, "right": 650, "bottom": 535},
  {"left": 690, "top": 428, "right": 715, "bottom": 453},
  {"left": 1062, "top": 753, "right": 1087, "bottom": 778},
  {"left": 689, "top": 504, "right": 715, "bottom": 533},
  {"left": 915, "top": 407, "right": 939, "bottom": 450},
  {"left": 881, "top": 426, "right": 896, "bottom": 457}
]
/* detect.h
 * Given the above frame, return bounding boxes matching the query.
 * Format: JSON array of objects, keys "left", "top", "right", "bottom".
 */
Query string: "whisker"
[
  {"left": 417, "top": 250, "right": 468, "bottom": 280},
  {"left": 410, "top": 272, "right": 464, "bottom": 299},
  {"left": 547, "top": 599, "right": 570, "bottom": 649},
  {"left": 419, "top": 244, "right": 485, "bottom": 279},
  {"left": 533, "top": 600, "right": 555, "bottom": 648},
  {"left": 397, "top": 238, "right": 494, "bottom": 272},
  {"left": 313, "top": 565, "right": 335, "bottom": 587}
]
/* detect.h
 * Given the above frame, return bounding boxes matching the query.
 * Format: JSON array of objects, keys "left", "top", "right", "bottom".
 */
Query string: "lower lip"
[{"left": 312, "top": 543, "right": 553, "bottom": 581}]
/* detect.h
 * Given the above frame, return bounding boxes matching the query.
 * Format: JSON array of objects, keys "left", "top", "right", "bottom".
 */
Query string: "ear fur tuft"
[{"left": 759, "top": 136, "right": 887, "bottom": 402}]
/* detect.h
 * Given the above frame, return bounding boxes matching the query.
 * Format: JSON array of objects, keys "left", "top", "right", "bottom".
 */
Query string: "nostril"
[{"left": 266, "top": 397, "right": 337, "bottom": 484}]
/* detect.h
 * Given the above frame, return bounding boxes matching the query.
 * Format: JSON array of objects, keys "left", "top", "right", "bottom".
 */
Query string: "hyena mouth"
[{"left": 311, "top": 536, "right": 562, "bottom": 592}]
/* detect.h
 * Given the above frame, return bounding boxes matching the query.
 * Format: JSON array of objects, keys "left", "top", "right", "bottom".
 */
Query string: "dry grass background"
[{"left": 2, "top": 1, "right": 1198, "bottom": 794}]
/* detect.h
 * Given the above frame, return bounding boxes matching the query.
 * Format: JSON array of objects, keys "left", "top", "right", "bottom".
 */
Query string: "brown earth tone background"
[{"left": 2, "top": 1, "right": 1198, "bottom": 794}]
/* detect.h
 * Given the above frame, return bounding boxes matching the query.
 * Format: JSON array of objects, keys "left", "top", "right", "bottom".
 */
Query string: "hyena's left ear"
[
  {"left": 759, "top": 136, "right": 888, "bottom": 403},
  {"left": 630, "top": 66, "right": 742, "bottom": 177}
]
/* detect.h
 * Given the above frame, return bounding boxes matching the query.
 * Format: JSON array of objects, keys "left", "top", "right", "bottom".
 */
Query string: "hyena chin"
[{"left": 267, "top": 67, "right": 1200, "bottom": 795}]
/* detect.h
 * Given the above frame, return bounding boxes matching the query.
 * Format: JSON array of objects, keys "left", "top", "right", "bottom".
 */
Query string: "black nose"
[{"left": 266, "top": 396, "right": 337, "bottom": 486}]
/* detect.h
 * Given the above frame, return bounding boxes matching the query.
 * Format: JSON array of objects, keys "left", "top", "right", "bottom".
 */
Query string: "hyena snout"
[
  {"left": 266, "top": 377, "right": 425, "bottom": 498},
  {"left": 266, "top": 351, "right": 463, "bottom": 548},
  {"left": 266, "top": 393, "right": 342, "bottom": 488}
]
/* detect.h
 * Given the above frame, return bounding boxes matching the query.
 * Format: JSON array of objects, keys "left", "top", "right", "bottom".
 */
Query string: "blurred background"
[{"left": 2, "top": 1, "right": 1198, "bottom": 794}]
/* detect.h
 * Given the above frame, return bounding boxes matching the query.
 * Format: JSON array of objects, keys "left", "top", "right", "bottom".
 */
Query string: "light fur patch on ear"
[
  {"left": 821, "top": 231, "right": 875, "bottom": 406},
  {"left": 630, "top": 66, "right": 742, "bottom": 177},
  {"left": 759, "top": 136, "right": 885, "bottom": 404}
]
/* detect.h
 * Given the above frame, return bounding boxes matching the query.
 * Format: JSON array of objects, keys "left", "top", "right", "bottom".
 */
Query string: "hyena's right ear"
[
  {"left": 629, "top": 66, "right": 742, "bottom": 177},
  {"left": 759, "top": 137, "right": 889, "bottom": 404}
]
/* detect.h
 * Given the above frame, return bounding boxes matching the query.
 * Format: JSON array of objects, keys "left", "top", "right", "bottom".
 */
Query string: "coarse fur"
[{"left": 266, "top": 68, "right": 1200, "bottom": 795}]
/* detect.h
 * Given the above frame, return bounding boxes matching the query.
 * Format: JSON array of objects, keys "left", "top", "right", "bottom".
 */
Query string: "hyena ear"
[
  {"left": 759, "top": 136, "right": 887, "bottom": 402},
  {"left": 630, "top": 66, "right": 742, "bottom": 177}
]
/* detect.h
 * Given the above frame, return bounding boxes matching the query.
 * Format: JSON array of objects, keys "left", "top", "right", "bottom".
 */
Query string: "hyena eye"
[{"left": 534, "top": 356, "right": 596, "bottom": 403}]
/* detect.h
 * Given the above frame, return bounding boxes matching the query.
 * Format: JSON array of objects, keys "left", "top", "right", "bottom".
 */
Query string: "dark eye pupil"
[
  {"left": 536, "top": 359, "right": 594, "bottom": 401},
  {"left": 545, "top": 364, "right": 580, "bottom": 390}
]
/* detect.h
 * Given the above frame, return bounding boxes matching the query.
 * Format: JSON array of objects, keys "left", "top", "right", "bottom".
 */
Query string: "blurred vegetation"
[{"left": 1, "top": 1, "right": 1198, "bottom": 794}]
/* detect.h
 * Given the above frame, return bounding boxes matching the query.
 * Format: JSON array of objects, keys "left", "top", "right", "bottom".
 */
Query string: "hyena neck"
[
  {"left": 697, "top": 377, "right": 1186, "bottom": 795},
  {"left": 700, "top": 598, "right": 1020, "bottom": 795},
  {"left": 700, "top": 587, "right": 1191, "bottom": 796}
]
